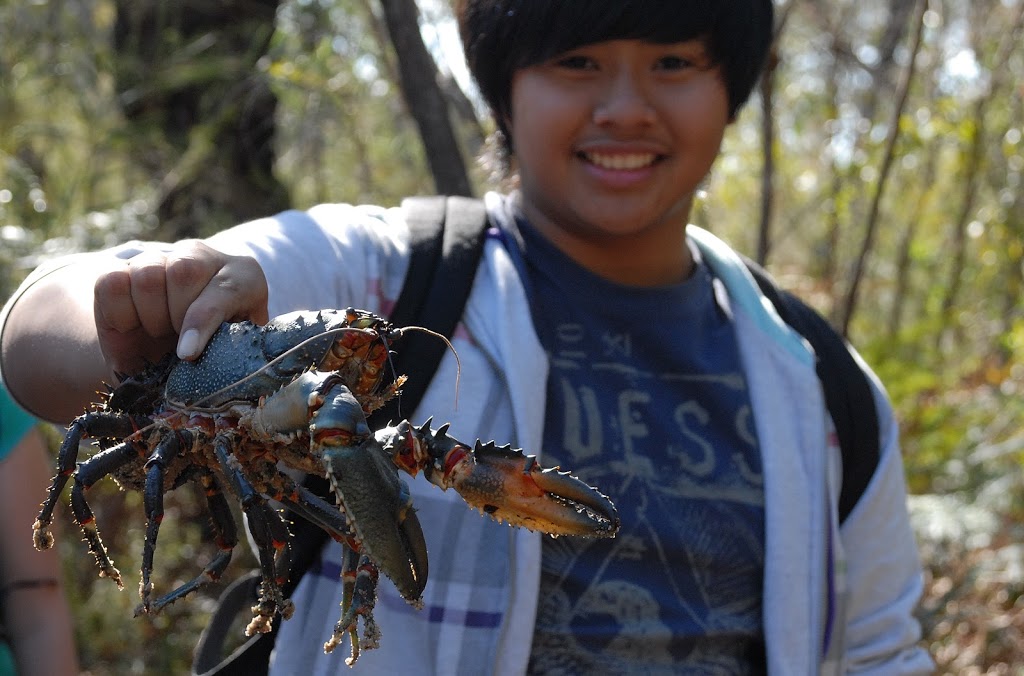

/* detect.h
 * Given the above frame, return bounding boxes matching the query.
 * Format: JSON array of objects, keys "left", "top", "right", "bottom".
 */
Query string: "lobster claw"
[
  {"left": 321, "top": 436, "right": 429, "bottom": 605},
  {"left": 389, "top": 421, "right": 620, "bottom": 538}
]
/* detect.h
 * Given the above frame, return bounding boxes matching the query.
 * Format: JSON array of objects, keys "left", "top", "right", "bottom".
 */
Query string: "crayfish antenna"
[{"left": 400, "top": 326, "right": 462, "bottom": 411}]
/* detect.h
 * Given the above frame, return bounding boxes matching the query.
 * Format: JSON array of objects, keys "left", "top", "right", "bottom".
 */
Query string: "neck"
[
  {"left": 519, "top": 199, "right": 695, "bottom": 287},
  {"left": 554, "top": 230, "right": 695, "bottom": 287}
]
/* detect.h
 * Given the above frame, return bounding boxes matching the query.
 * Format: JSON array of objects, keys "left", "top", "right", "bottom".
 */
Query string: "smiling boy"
[
  {"left": 508, "top": 41, "right": 728, "bottom": 287},
  {"left": 0, "top": 1, "right": 932, "bottom": 674}
]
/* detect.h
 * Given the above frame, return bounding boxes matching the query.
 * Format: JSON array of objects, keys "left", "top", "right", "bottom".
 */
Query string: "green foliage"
[
  {"left": 0, "top": 2, "right": 145, "bottom": 243},
  {"left": 3, "top": 0, "right": 1024, "bottom": 672},
  {"left": 268, "top": 0, "right": 447, "bottom": 208}
]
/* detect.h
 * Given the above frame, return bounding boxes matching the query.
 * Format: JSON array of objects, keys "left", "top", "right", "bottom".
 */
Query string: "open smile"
[{"left": 580, "top": 151, "right": 661, "bottom": 170}]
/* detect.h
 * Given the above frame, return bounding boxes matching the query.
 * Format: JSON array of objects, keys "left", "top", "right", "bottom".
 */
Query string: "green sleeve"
[{"left": 0, "top": 385, "right": 37, "bottom": 463}]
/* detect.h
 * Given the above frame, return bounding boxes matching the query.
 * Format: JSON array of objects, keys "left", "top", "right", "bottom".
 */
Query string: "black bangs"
[
  {"left": 505, "top": 1, "right": 725, "bottom": 69},
  {"left": 457, "top": 0, "right": 774, "bottom": 156}
]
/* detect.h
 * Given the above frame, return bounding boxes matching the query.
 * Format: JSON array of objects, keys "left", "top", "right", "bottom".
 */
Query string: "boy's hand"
[{"left": 93, "top": 240, "right": 269, "bottom": 375}]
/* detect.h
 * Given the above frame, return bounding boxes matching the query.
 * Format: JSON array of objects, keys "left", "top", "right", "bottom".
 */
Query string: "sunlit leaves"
[{"left": 3, "top": 0, "right": 1024, "bottom": 672}]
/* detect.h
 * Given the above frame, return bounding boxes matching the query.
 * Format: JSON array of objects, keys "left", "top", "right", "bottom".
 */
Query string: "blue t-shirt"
[
  {"left": 0, "top": 386, "right": 36, "bottom": 463},
  {"left": 505, "top": 217, "right": 767, "bottom": 674}
]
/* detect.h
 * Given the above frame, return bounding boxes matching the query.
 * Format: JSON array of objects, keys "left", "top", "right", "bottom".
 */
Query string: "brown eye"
[
  {"left": 656, "top": 55, "right": 692, "bottom": 71},
  {"left": 556, "top": 55, "right": 596, "bottom": 70}
]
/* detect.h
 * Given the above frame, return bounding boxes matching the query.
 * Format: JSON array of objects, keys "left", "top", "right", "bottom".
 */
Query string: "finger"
[
  {"left": 125, "top": 249, "right": 175, "bottom": 339},
  {"left": 163, "top": 241, "right": 226, "bottom": 335},
  {"left": 176, "top": 252, "right": 269, "bottom": 360},
  {"left": 94, "top": 259, "right": 142, "bottom": 335},
  {"left": 94, "top": 260, "right": 178, "bottom": 375}
]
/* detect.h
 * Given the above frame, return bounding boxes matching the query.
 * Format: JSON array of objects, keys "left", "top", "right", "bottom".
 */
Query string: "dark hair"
[{"left": 458, "top": 0, "right": 774, "bottom": 157}]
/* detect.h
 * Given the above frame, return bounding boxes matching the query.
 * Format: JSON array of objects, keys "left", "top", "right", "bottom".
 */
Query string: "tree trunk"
[
  {"left": 378, "top": 0, "right": 473, "bottom": 197},
  {"left": 821, "top": 36, "right": 843, "bottom": 300},
  {"left": 112, "top": 0, "right": 290, "bottom": 239},
  {"left": 756, "top": 46, "right": 778, "bottom": 266},
  {"left": 886, "top": 148, "right": 937, "bottom": 341},
  {"left": 755, "top": 3, "right": 792, "bottom": 266}
]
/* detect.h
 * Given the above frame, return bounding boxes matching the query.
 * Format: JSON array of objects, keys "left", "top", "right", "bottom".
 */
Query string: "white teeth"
[{"left": 585, "top": 152, "right": 657, "bottom": 170}]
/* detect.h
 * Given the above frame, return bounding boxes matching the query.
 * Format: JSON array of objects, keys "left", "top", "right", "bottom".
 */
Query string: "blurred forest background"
[{"left": 1, "top": 0, "right": 1023, "bottom": 673}]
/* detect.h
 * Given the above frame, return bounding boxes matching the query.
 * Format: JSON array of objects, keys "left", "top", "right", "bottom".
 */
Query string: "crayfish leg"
[
  {"left": 34, "top": 412, "right": 143, "bottom": 552},
  {"left": 323, "top": 549, "right": 381, "bottom": 665},
  {"left": 211, "top": 433, "right": 294, "bottom": 634},
  {"left": 134, "top": 472, "right": 239, "bottom": 616},
  {"left": 67, "top": 440, "right": 143, "bottom": 589},
  {"left": 138, "top": 430, "right": 185, "bottom": 610}
]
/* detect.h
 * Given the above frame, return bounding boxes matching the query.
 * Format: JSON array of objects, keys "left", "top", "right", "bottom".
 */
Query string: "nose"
[{"left": 592, "top": 71, "right": 656, "bottom": 128}]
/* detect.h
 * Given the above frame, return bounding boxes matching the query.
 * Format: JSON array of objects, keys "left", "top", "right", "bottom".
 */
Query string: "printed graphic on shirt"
[
  {"left": 527, "top": 313, "right": 767, "bottom": 675},
  {"left": 507, "top": 218, "right": 768, "bottom": 674}
]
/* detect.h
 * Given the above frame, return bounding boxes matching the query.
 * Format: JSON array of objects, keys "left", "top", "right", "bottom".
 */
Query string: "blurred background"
[{"left": 1, "top": 0, "right": 1022, "bottom": 673}]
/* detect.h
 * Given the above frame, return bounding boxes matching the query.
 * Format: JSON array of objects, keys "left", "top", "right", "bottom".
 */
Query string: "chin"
[{"left": 581, "top": 208, "right": 682, "bottom": 239}]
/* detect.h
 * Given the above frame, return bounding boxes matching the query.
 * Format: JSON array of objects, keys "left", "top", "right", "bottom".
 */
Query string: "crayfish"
[{"left": 33, "top": 308, "right": 619, "bottom": 664}]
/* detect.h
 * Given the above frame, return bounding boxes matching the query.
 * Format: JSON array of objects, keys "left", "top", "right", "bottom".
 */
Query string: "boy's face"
[{"left": 508, "top": 39, "right": 730, "bottom": 277}]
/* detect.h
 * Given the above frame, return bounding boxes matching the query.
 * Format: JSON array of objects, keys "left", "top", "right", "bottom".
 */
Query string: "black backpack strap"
[
  {"left": 192, "top": 196, "right": 489, "bottom": 675},
  {"left": 370, "top": 196, "right": 488, "bottom": 428},
  {"left": 742, "top": 258, "right": 880, "bottom": 523},
  {"left": 192, "top": 571, "right": 268, "bottom": 675}
]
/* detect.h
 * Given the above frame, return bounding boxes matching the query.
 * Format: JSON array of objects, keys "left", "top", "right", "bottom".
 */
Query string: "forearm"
[
  {"left": 841, "top": 388, "right": 933, "bottom": 673},
  {"left": 1, "top": 237, "right": 265, "bottom": 424},
  {"left": 1, "top": 259, "right": 113, "bottom": 424},
  {"left": 4, "top": 587, "right": 79, "bottom": 676},
  {"left": 0, "top": 429, "right": 79, "bottom": 675}
]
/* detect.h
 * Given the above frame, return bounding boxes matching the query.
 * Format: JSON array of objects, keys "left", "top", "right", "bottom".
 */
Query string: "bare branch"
[{"left": 839, "top": 0, "right": 929, "bottom": 336}]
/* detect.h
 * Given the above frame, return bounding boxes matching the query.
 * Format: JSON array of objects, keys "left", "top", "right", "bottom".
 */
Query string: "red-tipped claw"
[{"left": 381, "top": 421, "right": 620, "bottom": 538}]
